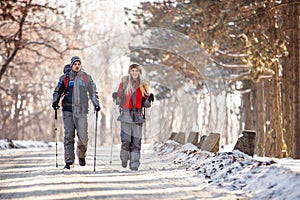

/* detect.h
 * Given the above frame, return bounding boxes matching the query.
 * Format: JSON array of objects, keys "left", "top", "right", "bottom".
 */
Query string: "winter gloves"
[
  {"left": 52, "top": 102, "right": 60, "bottom": 110},
  {"left": 112, "top": 92, "right": 118, "bottom": 100},
  {"left": 53, "top": 93, "right": 153, "bottom": 111},
  {"left": 112, "top": 92, "right": 154, "bottom": 102},
  {"left": 148, "top": 93, "right": 154, "bottom": 102},
  {"left": 52, "top": 102, "right": 100, "bottom": 112}
]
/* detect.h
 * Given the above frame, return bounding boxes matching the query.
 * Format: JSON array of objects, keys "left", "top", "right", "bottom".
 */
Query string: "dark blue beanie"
[{"left": 70, "top": 56, "right": 81, "bottom": 67}]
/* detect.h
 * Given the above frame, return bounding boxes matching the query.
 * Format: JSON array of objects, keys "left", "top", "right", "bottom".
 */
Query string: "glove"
[
  {"left": 95, "top": 105, "right": 101, "bottom": 112},
  {"left": 148, "top": 93, "right": 154, "bottom": 102},
  {"left": 52, "top": 102, "right": 60, "bottom": 110},
  {"left": 112, "top": 92, "right": 118, "bottom": 100}
]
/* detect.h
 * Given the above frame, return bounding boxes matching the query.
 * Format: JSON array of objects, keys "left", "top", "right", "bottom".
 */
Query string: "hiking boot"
[
  {"left": 64, "top": 162, "right": 73, "bottom": 170},
  {"left": 121, "top": 160, "right": 127, "bottom": 168},
  {"left": 130, "top": 166, "right": 138, "bottom": 171},
  {"left": 64, "top": 164, "right": 71, "bottom": 170},
  {"left": 79, "top": 158, "right": 86, "bottom": 166}
]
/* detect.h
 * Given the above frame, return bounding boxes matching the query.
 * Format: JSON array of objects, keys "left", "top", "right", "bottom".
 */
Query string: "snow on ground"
[
  {"left": 0, "top": 139, "right": 56, "bottom": 149},
  {"left": 154, "top": 140, "right": 300, "bottom": 200},
  {"left": 1, "top": 139, "right": 300, "bottom": 199}
]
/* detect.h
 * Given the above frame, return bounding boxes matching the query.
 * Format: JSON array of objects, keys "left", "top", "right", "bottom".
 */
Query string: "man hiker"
[
  {"left": 112, "top": 63, "right": 154, "bottom": 171},
  {"left": 52, "top": 56, "right": 101, "bottom": 169}
]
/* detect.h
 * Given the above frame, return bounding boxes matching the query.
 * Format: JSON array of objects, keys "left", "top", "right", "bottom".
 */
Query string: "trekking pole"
[
  {"left": 54, "top": 109, "right": 58, "bottom": 168},
  {"left": 94, "top": 111, "right": 99, "bottom": 172},
  {"left": 109, "top": 101, "right": 116, "bottom": 164},
  {"left": 149, "top": 101, "right": 153, "bottom": 147}
]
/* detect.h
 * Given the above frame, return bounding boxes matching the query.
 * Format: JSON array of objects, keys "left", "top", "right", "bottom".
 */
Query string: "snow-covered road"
[
  {"left": 0, "top": 143, "right": 245, "bottom": 200},
  {"left": 0, "top": 140, "right": 299, "bottom": 200}
]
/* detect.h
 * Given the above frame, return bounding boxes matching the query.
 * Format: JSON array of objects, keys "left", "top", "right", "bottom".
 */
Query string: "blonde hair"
[{"left": 123, "top": 64, "right": 150, "bottom": 97}]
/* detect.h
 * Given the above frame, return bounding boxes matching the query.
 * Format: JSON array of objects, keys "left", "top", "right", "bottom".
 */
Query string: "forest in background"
[{"left": 0, "top": 0, "right": 299, "bottom": 158}]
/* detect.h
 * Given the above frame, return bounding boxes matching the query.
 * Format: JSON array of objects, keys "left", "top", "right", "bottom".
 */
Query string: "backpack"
[
  {"left": 63, "top": 72, "right": 90, "bottom": 93},
  {"left": 63, "top": 64, "right": 71, "bottom": 74}
]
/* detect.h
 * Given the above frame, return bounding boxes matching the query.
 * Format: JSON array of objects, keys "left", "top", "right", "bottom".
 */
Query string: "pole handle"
[{"left": 55, "top": 109, "right": 57, "bottom": 120}]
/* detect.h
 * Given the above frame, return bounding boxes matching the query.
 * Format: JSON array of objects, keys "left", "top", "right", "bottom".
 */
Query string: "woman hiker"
[{"left": 112, "top": 63, "right": 154, "bottom": 171}]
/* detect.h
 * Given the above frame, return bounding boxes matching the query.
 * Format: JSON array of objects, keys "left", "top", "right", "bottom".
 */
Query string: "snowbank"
[
  {"left": 0, "top": 139, "right": 55, "bottom": 149},
  {"left": 154, "top": 140, "right": 300, "bottom": 200}
]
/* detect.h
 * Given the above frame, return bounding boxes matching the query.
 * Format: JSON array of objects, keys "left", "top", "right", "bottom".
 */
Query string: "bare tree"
[{"left": 0, "top": 0, "right": 74, "bottom": 140}]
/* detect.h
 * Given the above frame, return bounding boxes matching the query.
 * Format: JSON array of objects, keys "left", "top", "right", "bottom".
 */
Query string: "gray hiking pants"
[
  {"left": 63, "top": 111, "right": 88, "bottom": 164},
  {"left": 120, "top": 122, "right": 142, "bottom": 169}
]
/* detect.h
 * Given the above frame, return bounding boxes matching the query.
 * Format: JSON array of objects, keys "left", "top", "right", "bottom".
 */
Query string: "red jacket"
[{"left": 117, "top": 81, "right": 147, "bottom": 109}]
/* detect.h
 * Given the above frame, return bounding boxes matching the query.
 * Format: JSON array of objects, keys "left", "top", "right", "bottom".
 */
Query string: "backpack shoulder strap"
[
  {"left": 83, "top": 73, "right": 89, "bottom": 87},
  {"left": 63, "top": 73, "right": 70, "bottom": 92},
  {"left": 122, "top": 82, "right": 127, "bottom": 91},
  {"left": 63, "top": 72, "right": 90, "bottom": 91}
]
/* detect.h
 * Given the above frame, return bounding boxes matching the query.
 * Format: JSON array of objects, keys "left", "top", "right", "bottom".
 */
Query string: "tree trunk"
[
  {"left": 243, "top": 80, "right": 253, "bottom": 130},
  {"left": 290, "top": 3, "right": 300, "bottom": 158},
  {"left": 281, "top": 3, "right": 294, "bottom": 157},
  {"left": 282, "top": 1, "right": 300, "bottom": 158},
  {"left": 273, "top": 65, "right": 283, "bottom": 158},
  {"left": 255, "top": 81, "right": 265, "bottom": 156},
  {"left": 265, "top": 80, "right": 272, "bottom": 157}
]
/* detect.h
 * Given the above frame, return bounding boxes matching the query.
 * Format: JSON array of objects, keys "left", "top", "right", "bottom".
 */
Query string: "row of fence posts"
[{"left": 168, "top": 130, "right": 256, "bottom": 156}]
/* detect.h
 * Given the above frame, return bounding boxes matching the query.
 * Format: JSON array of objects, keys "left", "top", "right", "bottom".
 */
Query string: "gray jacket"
[{"left": 52, "top": 70, "right": 99, "bottom": 114}]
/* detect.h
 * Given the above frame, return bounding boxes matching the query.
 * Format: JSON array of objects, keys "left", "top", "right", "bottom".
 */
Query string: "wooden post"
[
  {"left": 168, "top": 132, "right": 185, "bottom": 145},
  {"left": 174, "top": 132, "right": 185, "bottom": 145},
  {"left": 187, "top": 131, "right": 199, "bottom": 146},
  {"left": 197, "top": 135, "right": 207, "bottom": 149},
  {"left": 168, "top": 132, "right": 177, "bottom": 140},
  {"left": 200, "top": 133, "right": 220, "bottom": 153},
  {"left": 233, "top": 130, "right": 256, "bottom": 156}
]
